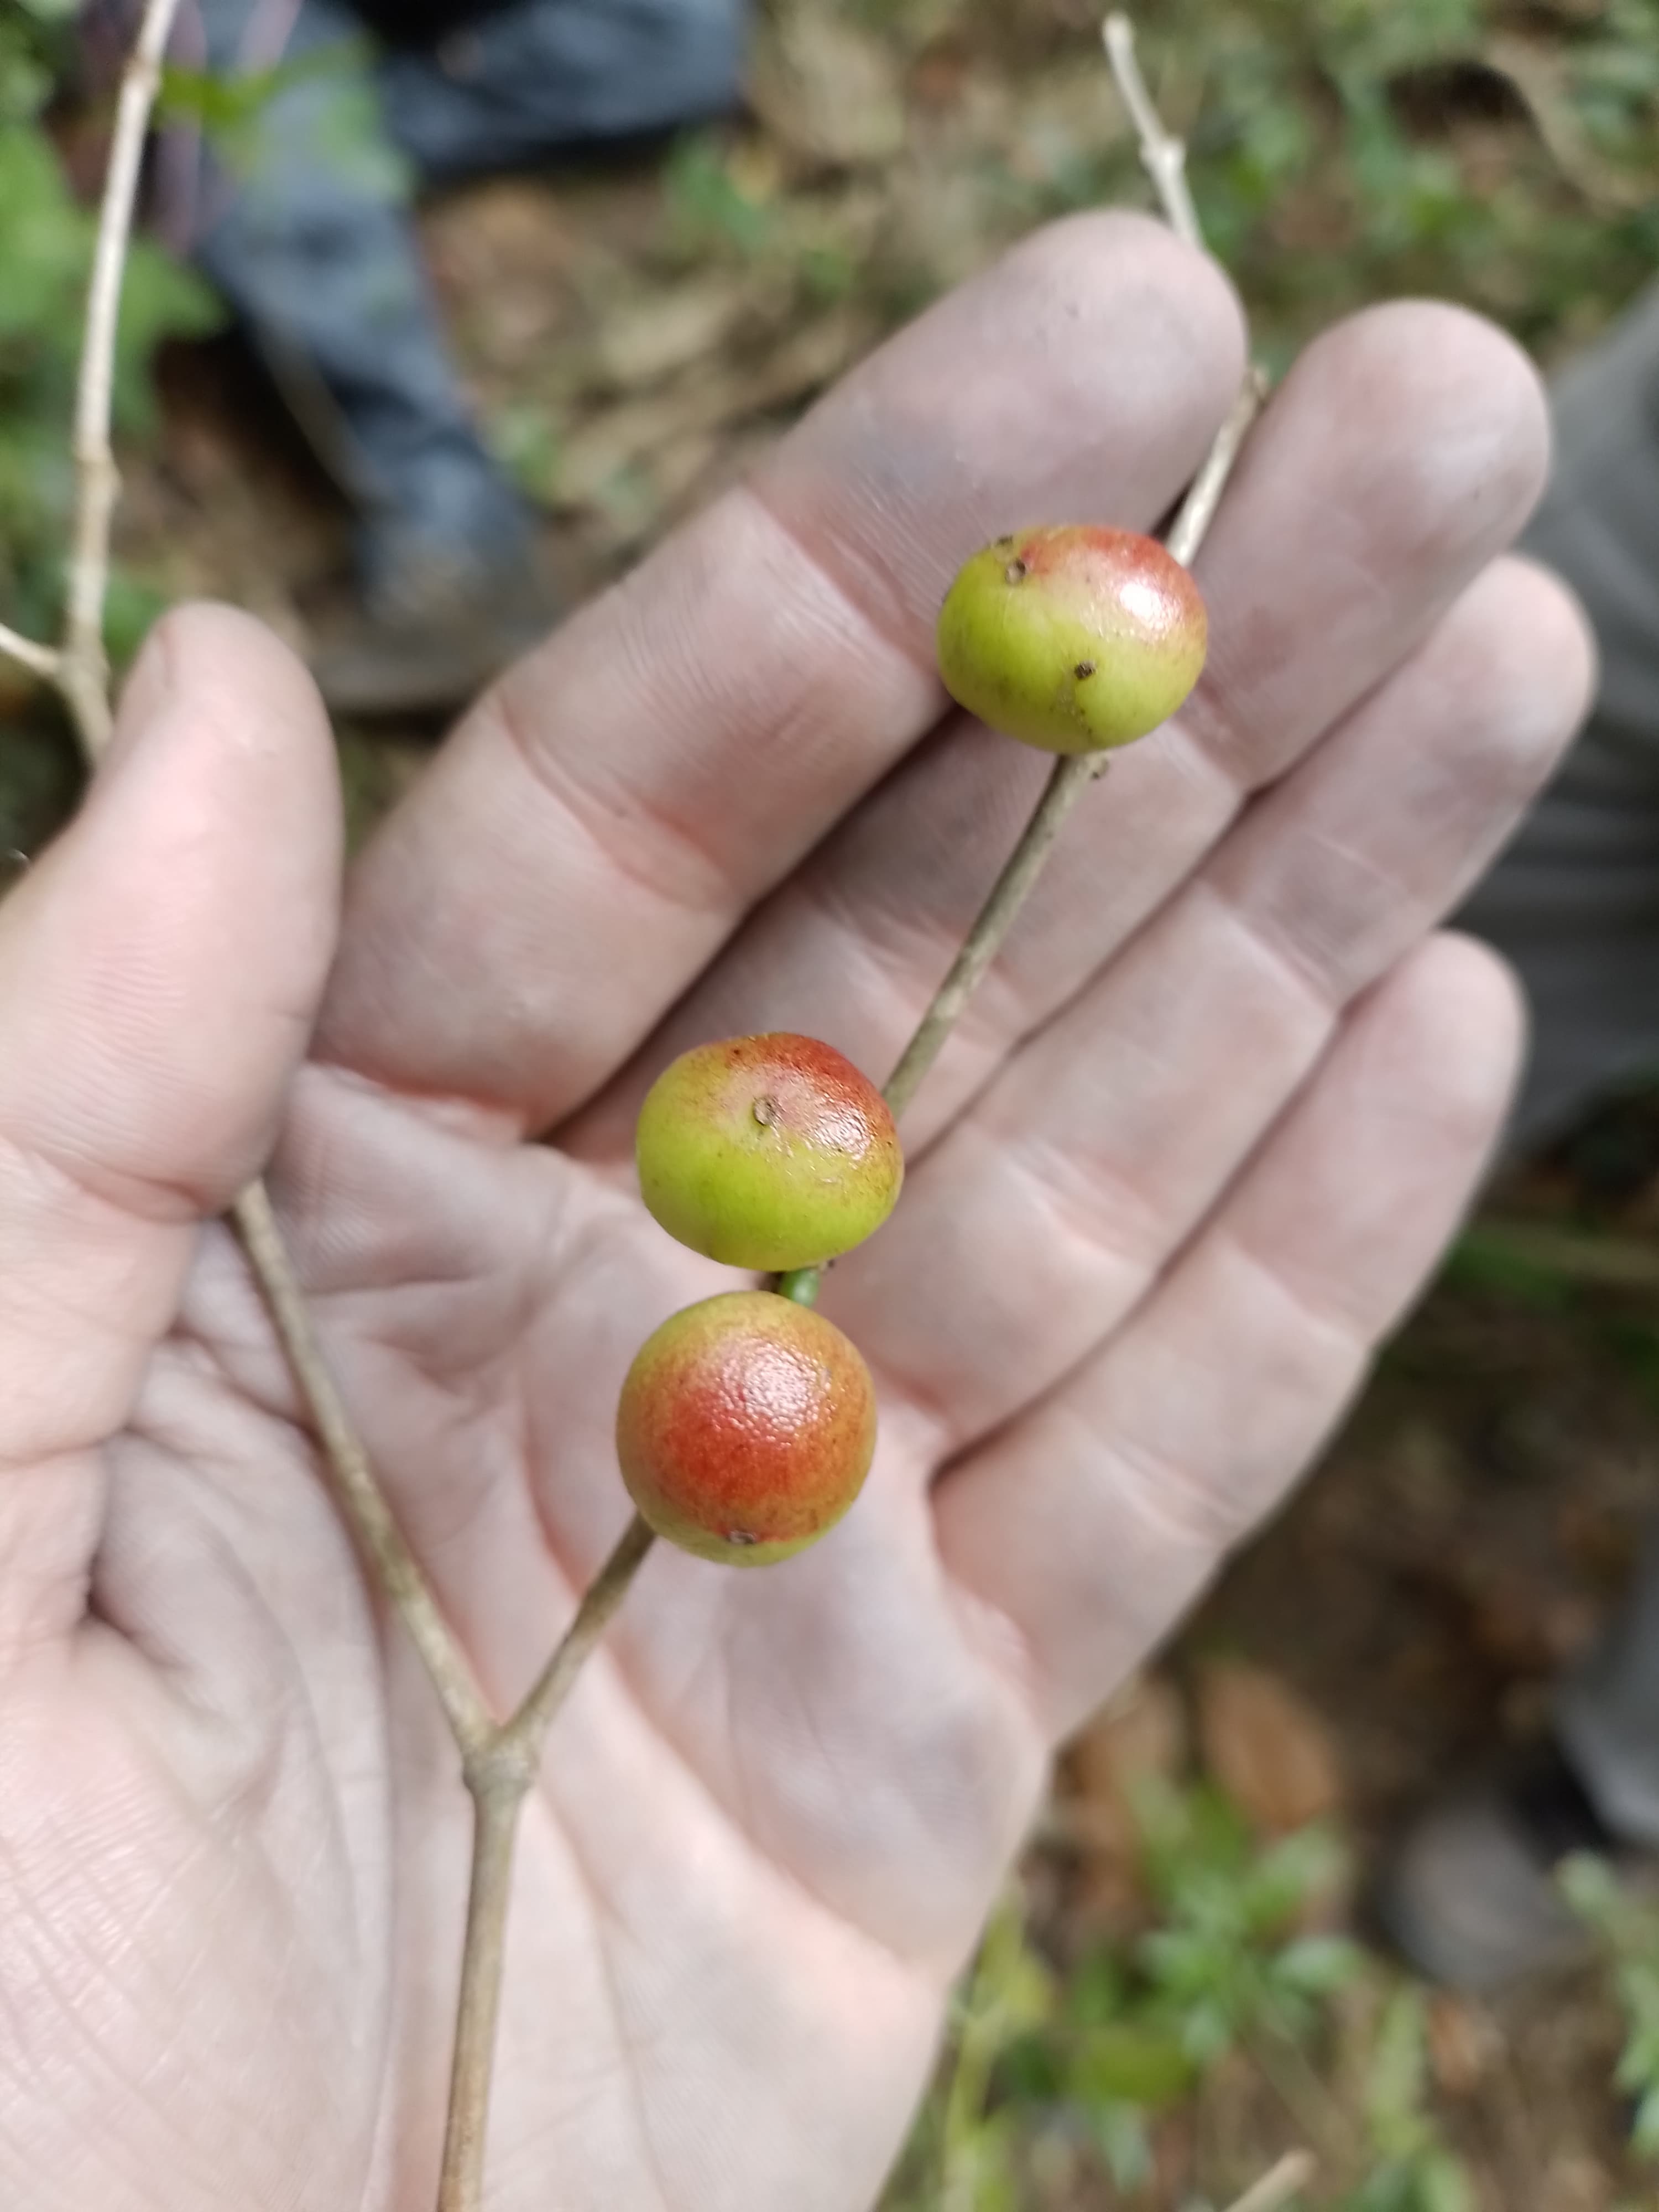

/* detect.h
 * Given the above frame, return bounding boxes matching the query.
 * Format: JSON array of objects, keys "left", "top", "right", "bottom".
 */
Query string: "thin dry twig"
[
  {"left": 502, "top": 1510, "right": 658, "bottom": 1760},
  {"left": 36, "top": 0, "right": 499, "bottom": 1775},
  {"left": 1166, "top": 371, "right": 1268, "bottom": 566},
  {"left": 1223, "top": 2149, "right": 1318, "bottom": 2212},
  {"left": 1249, "top": 2026, "right": 1362, "bottom": 2180},
  {"left": 435, "top": 1777, "right": 530, "bottom": 2212},
  {"left": 768, "top": 24, "right": 1269, "bottom": 1316},
  {"left": 880, "top": 749, "right": 1108, "bottom": 1124},
  {"left": 60, "top": 0, "right": 184, "bottom": 757},
  {"left": 233, "top": 1183, "right": 494, "bottom": 1752},
  {"left": 1104, "top": 12, "right": 1204, "bottom": 249}
]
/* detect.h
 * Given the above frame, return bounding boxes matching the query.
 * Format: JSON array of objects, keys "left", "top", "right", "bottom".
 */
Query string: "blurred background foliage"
[{"left": 5, "top": 0, "right": 1659, "bottom": 2200}]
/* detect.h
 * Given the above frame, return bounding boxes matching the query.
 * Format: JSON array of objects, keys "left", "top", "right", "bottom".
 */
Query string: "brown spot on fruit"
[
  {"left": 636, "top": 1032, "right": 902, "bottom": 1270},
  {"left": 938, "top": 524, "right": 1208, "bottom": 754}
]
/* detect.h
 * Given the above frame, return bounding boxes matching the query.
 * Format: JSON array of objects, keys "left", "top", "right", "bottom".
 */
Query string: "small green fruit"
[
  {"left": 936, "top": 524, "right": 1208, "bottom": 753},
  {"left": 616, "top": 1291, "right": 877, "bottom": 1566},
  {"left": 636, "top": 1032, "right": 902, "bottom": 1272}
]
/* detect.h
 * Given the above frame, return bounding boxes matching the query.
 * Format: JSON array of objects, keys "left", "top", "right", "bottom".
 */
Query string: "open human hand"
[{"left": 0, "top": 213, "right": 1593, "bottom": 2211}]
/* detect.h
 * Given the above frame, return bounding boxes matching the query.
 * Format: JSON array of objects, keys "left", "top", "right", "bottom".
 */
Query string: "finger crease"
[
  {"left": 1196, "top": 876, "right": 1342, "bottom": 1030},
  {"left": 488, "top": 679, "right": 736, "bottom": 924},
  {"left": 1215, "top": 1219, "right": 1379, "bottom": 1360},
  {"left": 740, "top": 479, "right": 938, "bottom": 686}
]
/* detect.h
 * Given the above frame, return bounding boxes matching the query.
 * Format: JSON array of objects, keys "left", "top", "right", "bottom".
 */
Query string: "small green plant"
[
  {"left": 1340, "top": 1986, "right": 1473, "bottom": 2212},
  {"left": 883, "top": 1781, "right": 1493, "bottom": 2209},
  {"left": 886, "top": 1783, "right": 1366, "bottom": 2204},
  {"left": 1562, "top": 1852, "right": 1659, "bottom": 2165},
  {"left": 661, "top": 132, "right": 778, "bottom": 260},
  {"left": 1133, "top": 1781, "right": 1363, "bottom": 2063},
  {"left": 158, "top": 38, "right": 410, "bottom": 201}
]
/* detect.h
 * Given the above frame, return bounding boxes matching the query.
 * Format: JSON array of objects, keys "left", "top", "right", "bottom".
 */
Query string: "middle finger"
[
  {"left": 831, "top": 552, "right": 1592, "bottom": 1448},
  {"left": 562, "top": 302, "right": 1550, "bottom": 1171}
]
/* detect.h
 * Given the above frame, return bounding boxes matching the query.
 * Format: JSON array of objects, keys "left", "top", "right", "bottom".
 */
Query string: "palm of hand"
[{"left": 0, "top": 218, "right": 1590, "bottom": 2212}]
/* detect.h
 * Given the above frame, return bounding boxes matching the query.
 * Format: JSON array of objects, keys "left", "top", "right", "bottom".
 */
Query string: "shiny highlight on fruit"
[
  {"left": 616, "top": 1291, "right": 877, "bottom": 1566},
  {"left": 936, "top": 524, "right": 1208, "bottom": 754},
  {"left": 636, "top": 1032, "right": 902, "bottom": 1271}
]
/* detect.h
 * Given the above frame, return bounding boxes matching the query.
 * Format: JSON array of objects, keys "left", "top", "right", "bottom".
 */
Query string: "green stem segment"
[
  {"left": 768, "top": 373, "right": 1266, "bottom": 1313},
  {"left": 770, "top": 752, "right": 1105, "bottom": 1312},
  {"left": 436, "top": 1773, "right": 529, "bottom": 2212}
]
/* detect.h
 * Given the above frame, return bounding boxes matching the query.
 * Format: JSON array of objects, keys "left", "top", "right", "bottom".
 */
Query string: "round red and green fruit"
[
  {"left": 615, "top": 1290, "right": 877, "bottom": 1566},
  {"left": 636, "top": 1032, "right": 902, "bottom": 1272},
  {"left": 936, "top": 523, "right": 1207, "bottom": 754}
]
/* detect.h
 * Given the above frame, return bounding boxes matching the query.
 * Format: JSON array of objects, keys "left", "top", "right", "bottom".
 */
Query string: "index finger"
[{"left": 315, "top": 213, "right": 1245, "bottom": 1129}]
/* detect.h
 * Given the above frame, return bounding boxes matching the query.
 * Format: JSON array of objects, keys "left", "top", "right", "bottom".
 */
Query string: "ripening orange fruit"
[{"left": 615, "top": 1291, "right": 877, "bottom": 1566}]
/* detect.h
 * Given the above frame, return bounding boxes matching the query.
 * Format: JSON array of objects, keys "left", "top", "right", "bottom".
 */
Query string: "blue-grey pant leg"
[
  {"left": 189, "top": 0, "right": 525, "bottom": 557},
  {"left": 1455, "top": 280, "right": 1659, "bottom": 1844},
  {"left": 187, "top": 0, "right": 745, "bottom": 561},
  {"left": 379, "top": 0, "right": 745, "bottom": 180}
]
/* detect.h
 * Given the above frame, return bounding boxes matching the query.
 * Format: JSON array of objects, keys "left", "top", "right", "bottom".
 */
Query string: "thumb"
[{"left": 0, "top": 604, "right": 340, "bottom": 1644}]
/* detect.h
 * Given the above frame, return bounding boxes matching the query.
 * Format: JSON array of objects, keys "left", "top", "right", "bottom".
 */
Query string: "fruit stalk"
[
  {"left": 881, "top": 748, "right": 1107, "bottom": 1121},
  {"left": 773, "top": 371, "right": 1264, "bottom": 1307}
]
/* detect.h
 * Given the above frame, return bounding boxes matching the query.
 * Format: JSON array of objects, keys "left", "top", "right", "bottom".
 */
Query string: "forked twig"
[
  {"left": 436, "top": 2, "right": 1269, "bottom": 2150},
  {"left": 1104, "top": 11, "right": 1204, "bottom": 249},
  {"left": 0, "top": 622, "right": 62, "bottom": 682},
  {"left": 435, "top": 1509, "right": 656, "bottom": 2212}
]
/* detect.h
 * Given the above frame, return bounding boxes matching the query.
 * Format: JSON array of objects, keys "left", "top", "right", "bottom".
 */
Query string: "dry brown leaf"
[
  {"left": 591, "top": 278, "right": 757, "bottom": 394},
  {"left": 749, "top": 1, "right": 906, "bottom": 169},
  {"left": 1196, "top": 1660, "right": 1343, "bottom": 1835},
  {"left": 1540, "top": 2150, "right": 1614, "bottom": 2212},
  {"left": 1426, "top": 1993, "right": 1499, "bottom": 2099},
  {"left": 422, "top": 178, "right": 577, "bottom": 295},
  {"left": 554, "top": 307, "right": 874, "bottom": 507}
]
